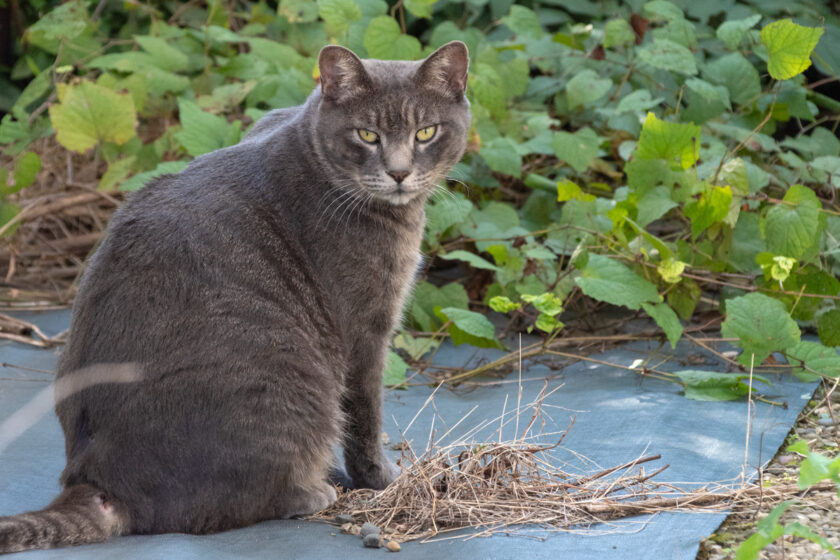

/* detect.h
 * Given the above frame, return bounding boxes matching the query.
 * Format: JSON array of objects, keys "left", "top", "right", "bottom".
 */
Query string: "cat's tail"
[{"left": 0, "top": 484, "right": 129, "bottom": 554}]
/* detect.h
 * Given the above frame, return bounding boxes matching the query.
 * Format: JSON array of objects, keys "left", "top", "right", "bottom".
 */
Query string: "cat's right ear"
[{"left": 318, "top": 46, "right": 373, "bottom": 103}]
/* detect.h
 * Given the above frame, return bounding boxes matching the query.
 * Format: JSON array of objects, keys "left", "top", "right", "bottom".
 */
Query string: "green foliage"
[
  {"left": 721, "top": 293, "right": 800, "bottom": 367},
  {"left": 2, "top": 0, "right": 838, "bottom": 406},
  {"left": 676, "top": 370, "right": 771, "bottom": 401},
  {"left": 737, "top": 441, "right": 840, "bottom": 559}
]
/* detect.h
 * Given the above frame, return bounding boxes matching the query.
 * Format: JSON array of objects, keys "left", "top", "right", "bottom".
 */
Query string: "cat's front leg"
[{"left": 341, "top": 344, "right": 400, "bottom": 490}]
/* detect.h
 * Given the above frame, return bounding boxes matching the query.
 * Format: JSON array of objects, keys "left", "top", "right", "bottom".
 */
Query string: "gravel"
[{"left": 697, "top": 382, "right": 840, "bottom": 560}]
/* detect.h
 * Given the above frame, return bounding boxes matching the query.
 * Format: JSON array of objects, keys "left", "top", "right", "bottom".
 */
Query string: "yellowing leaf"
[
  {"left": 49, "top": 80, "right": 137, "bottom": 153},
  {"left": 657, "top": 258, "right": 686, "bottom": 284},
  {"left": 760, "top": 19, "right": 824, "bottom": 80},
  {"left": 637, "top": 112, "right": 700, "bottom": 169}
]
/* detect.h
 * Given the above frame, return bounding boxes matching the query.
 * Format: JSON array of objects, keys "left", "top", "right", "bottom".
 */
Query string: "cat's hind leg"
[{"left": 275, "top": 481, "right": 337, "bottom": 519}]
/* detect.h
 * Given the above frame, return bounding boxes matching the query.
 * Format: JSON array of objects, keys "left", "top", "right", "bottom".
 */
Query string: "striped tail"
[{"left": 0, "top": 485, "right": 129, "bottom": 554}]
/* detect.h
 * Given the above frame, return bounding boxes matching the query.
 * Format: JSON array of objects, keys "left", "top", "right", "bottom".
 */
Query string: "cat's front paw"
[{"left": 349, "top": 457, "right": 401, "bottom": 490}]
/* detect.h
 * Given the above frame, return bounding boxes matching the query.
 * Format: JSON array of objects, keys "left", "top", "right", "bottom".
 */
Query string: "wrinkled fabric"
[{"left": 0, "top": 310, "right": 819, "bottom": 559}]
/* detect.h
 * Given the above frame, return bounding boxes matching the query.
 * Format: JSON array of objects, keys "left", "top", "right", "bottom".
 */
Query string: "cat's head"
[{"left": 313, "top": 41, "right": 471, "bottom": 206}]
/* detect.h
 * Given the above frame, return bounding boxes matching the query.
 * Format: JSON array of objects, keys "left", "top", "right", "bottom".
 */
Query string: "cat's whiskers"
[{"left": 319, "top": 187, "right": 362, "bottom": 229}]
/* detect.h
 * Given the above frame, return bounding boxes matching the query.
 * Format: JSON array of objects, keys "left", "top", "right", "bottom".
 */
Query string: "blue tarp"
[{"left": 0, "top": 310, "right": 819, "bottom": 559}]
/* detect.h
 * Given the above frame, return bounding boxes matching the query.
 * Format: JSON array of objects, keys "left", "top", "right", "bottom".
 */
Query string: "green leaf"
[
  {"left": 279, "top": 0, "right": 321, "bottom": 23},
  {"left": 120, "top": 160, "right": 189, "bottom": 192},
  {"left": 637, "top": 112, "right": 700, "bottom": 170},
  {"left": 637, "top": 38, "right": 697, "bottom": 75},
  {"left": 703, "top": 53, "right": 762, "bottom": 106},
  {"left": 787, "top": 341, "right": 840, "bottom": 379},
  {"left": 566, "top": 69, "right": 612, "bottom": 109},
  {"left": 676, "top": 370, "right": 772, "bottom": 402},
  {"left": 604, "top": 19, "right": 636, "bottom": 49},
  {"left": 637, "top": 186, "right": 677, "bottom": 227},
  {"left": 175, "top": 100, "right": 238, "bottom": 157},
  {"left": 720, "top": 292, "right": 801, "bottom": 366},
  {"left": 643, "top": 0, "right": 683, "bottom": 22},
  {"left": 134, "top": 35, "right": 189, "bottom": 72},
  {"left": 642, "top": 302, "right": 683, "bottom": 348},
  {"left": 818, "top": 309, "right": 840, "bottom": 347},
  {"left": 439, "top": 250, "right": 500, "bottom": 271},
  {"left": 24, "top": 0, "right": 88, "bottom": 54},
  {"left": 437, "top": 307, "right": 501, "bottom": 349},
  {"left": 521, "top": 292, "right": 563, "bottom": 316},
  {"left": 657, "top": 258, "right": 686, "bottom": 284},
  {"left": 784, "top": 523, "right": 840, "bottom": 557},
  {"left": 552, "top": 127, "right": 600, "bottom": 173},
  {"left": 98, "top": 156, "right": 136, "bottom": 192},
  {"left": 318, "top": 0, "right": 362, "bottom": 35},
  {"left": 393, "top": 333, "right": 439, "bottom": 361},
  {"left": 685, "top": 78, "right": 730, "bottom": 109},
  {"left": 764, "top": 185, "right": 822, "bottom": 260},
  {"left": 534, "top": 313, "right": 562, "bottom": 333},
  {"left": 48, "top": 80, "right": 137, "bottom": 153},
  {"left": 404, "top": 0, "right": 437, "bottom": 19},
  {"left": 557, "top": 179, "right": 587, "bottom": 202},
  {"left": 383, "top": 350, "right": 409, "bottom": 386},
  {"left": 364, "top": 16, "right": 422, "bottom": 60},
  {"left": 575, "top": 254, "right": 660, "bottom": 310},
  {"left": 0, "top": 202, "right": 21, "bottom": 238},
  {"left": 760, "top": 19, "right": 824, "bottom": 80},
  {"left": 503, "top": 5, "right": 543, "bottom": 38},
  {"left": 489, "top": 296, "right": 521, "bottom": 313},
  {"left": 480, "top": 137, "right": 522, "bottom": 177},
  {"left": 615, "top": 90, "right": 664, "bottom": 114},
  {"left": 425, "top": 192, "right": 473, "bottom": 243},
  {"left": 469, "top": 63, "right": 505, "bottom": 120},
  {"left": 411, "top": 281, "right": 469, "bottom": 332},
  {"left": 197, "top": 81, "right": 258, "bottom": 114},
  {"left": 1, "top": 152, "right": 41, "bottom": 195},
  {"left": 735, "top": 502, "right": 793, "bottom": 560},
  {"left": 716, "top": 14, "right": 761, "bottom": 50},
  {"left": 684, "top": 185, "right": 732, "bottom": 239}
]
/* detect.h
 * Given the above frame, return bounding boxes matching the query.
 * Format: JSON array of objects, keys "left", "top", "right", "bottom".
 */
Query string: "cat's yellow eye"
[
  {"left": 415, "top": 126, "right": 436, "bottom": 142},
  {"left": 357, "top": 129, "right": 379, "bottom": 143}
]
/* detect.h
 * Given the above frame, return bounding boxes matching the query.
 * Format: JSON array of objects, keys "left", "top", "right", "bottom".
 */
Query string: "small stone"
[
  {"left": 360, "top": 522, "right": 380, "bottom": 538},
  {"left": 335, "top": 514, "right": 354, "bottom": 525},
  {"left": 340, "top": 523, "right": 354, "bottom": 534},
  {"left": 363, "top": 533, "right": 382, "bottom": 548},
  {"left": 382, "top": 431, "right": 391, "bottom": 445},
  {"left": 386, "top": 541, "right": 401, "bottom": 552},
  {"left": 818, "top": 416, "right": 834, "bottom": 426},
  {"left": 350, "top": 525, "right": 362, "bottom": 536},
  {"left": 777, "top": 454, "right": 797, "bottom": 465}
]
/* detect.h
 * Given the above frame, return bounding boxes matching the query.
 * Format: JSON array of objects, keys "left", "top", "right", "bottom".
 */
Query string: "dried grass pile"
[{"left": 317, "top": 390, "right": 824, "bottom": 543}]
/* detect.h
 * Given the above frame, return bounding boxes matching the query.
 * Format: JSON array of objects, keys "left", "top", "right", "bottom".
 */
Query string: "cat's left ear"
[{"left": 415, "top": 41, "right": 469, "bottom": 100}]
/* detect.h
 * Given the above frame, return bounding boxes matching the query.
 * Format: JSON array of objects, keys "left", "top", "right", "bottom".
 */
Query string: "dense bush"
[{"left": 1, "top": 0, "right": 839, "bottom": 395}]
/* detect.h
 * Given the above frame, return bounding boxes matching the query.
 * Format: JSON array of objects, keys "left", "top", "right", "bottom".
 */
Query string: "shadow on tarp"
[{"left": 0, "top": 310, "right": 819, "bottom": 559}]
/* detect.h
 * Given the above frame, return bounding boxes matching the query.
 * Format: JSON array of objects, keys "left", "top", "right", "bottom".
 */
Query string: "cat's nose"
[{"left": 387, "top": 170, "right": 411, "bottom": 184}]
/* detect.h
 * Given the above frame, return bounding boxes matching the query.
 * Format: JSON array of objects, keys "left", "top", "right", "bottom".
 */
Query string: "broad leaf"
[
  {"left": 566, "top": 69, "right": 612, "bottom": 109},
  {"left": 676, "top": 370, "right": 772, "bottom": 401},
  {"left": 575, "top": 254, "right": 660, "bottom": 310},
  {"left": 761, "top": 19, "right": 824, "bottom": 80},
  {"left": 49, "top": 81, "right": 137, "bottom": 153},
  {"left": 720, "top": 292, "right": 801, "bottom": 366},
  {"left": 763, "top": 185, "right": 822, "bottom": 260},
  {"left": 637, "top": 112, "right": 700, "bottom": 169},
  {"left": 364, "top": 17, "right": 422, "bottom": 60},
  {"left": 642, "top": 302, "right": 683, "bottom": 348},
  {"left": 552, "top": 127, "right": 600, "bottom": 173},
  {"left": 637, "top": 38, "right": 697, "bottom": 75},
  {"left": 481, "top": 137, "right": 522, "bottom": 177}
]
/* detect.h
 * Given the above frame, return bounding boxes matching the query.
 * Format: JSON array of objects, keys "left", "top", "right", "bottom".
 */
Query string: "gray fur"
[{"left": 0, "top": 41, "right": 469, "bottom": 554}]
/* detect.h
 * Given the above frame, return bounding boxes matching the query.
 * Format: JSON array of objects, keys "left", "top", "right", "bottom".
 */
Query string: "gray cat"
[{"left": 0, "top": 41, "right": 470, "bottom": 553}]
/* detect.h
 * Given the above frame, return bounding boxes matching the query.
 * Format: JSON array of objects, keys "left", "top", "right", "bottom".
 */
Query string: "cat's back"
[{"left": 60, "top": 124, "right": 335, "bottom": 375}]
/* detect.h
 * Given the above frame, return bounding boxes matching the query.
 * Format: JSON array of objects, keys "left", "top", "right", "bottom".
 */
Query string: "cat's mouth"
[{"left": 374, "top": 185, "right": 426, "bottom": 206}]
